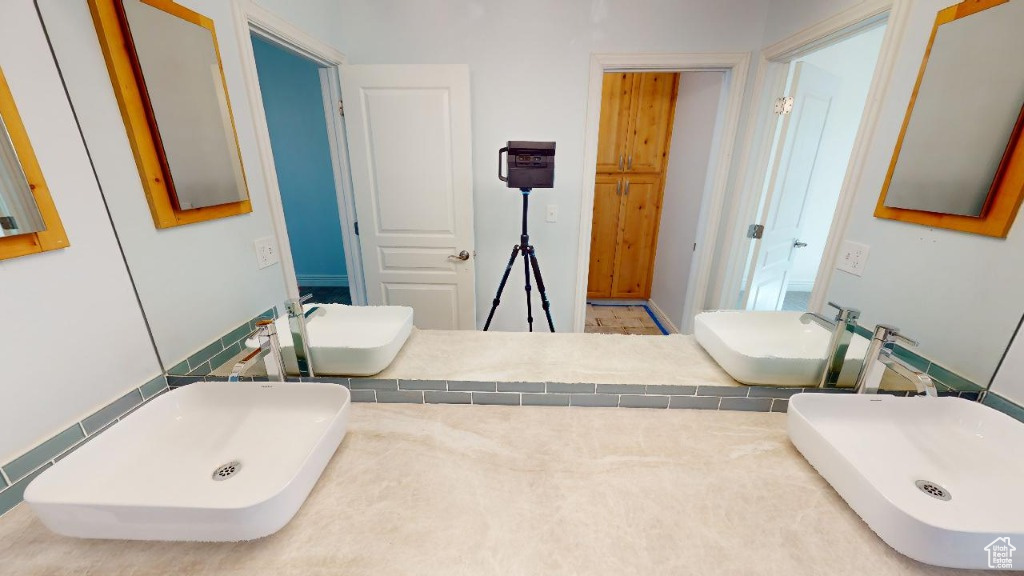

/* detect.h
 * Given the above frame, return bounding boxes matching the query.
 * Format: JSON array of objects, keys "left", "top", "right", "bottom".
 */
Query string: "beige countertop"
[
  {"left": 0, "top": 403, "right": 984, "bottom": 575},
  {"left": 222, "top": 328, "right": 914, "bottom": 391}
]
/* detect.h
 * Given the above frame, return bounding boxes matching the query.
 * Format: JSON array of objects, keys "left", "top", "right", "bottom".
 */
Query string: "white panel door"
[
  {"left": 745, "top": 62, "right": 839, "bottom": 311},
  {"left": 340, "top": 65, "right": 476, "bottom": 329}
]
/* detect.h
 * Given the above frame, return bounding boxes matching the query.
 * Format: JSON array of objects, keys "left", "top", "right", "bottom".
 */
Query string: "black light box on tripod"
[{"left": 498, "top": 141, "right": 555, "bottom": 189}]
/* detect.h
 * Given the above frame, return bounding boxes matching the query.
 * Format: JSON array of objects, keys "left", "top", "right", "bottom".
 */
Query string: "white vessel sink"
[
  {"left": 25, "top": 381, "right": 350, "bottom": 542},
  {"left": 257, "top": 304, "right": 413, "bottom": 376},
  {"left": 694, "top": 310, "right": 869, "bottom": 386},
  {"left": 788, "top": 393, "right": 1024, "bottom": 569}
]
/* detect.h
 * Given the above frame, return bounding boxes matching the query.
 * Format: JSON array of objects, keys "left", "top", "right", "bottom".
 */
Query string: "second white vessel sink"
[
  {"left": 788, "top": 392, "right": 1024, "bottom": 569},
  {"left": 694, "top": 311, "right": 869, "bottom": 386}
]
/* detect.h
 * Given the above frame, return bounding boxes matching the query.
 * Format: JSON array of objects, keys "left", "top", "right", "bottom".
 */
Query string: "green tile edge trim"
[
  {"left": 850, "top": 324, "right": 979, "bottom": 392},
  {"left": 982, "top": 392, "right": 1024, "bottom": 423},
  {"left": 0, "top": 373, "right": 169, "bottom": 518}
]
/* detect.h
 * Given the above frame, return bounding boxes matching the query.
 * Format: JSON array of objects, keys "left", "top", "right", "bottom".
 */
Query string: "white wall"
[
  {"left": 991, "top": 320, "right": 1024, "bottom": 405},
  {"left": 33, "top": 0, "right": 347, "bottom": 366},
  {"left": 650, "top": 72, "right": 725, "bottom": 331},
  {"left": 761, "top": 0, "right": 866, "bottom": 47},
  {"left": 327, "top": 0, "right": 771, "bottom": 331},
  {"left": 787, "top": 24, "right": 885, "bottom": 288},
  {"left": 0, "top": 0, "right": 161, "bottom": 464},
  {"left": 825, "top": 0, "right": 1024, "bottom": 385}
]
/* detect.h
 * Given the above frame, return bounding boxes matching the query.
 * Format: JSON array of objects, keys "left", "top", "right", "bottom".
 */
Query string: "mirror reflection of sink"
[
  {"left": 788, "top": 393, "right": 1024, "bottom": 569},
  {"left": 248, "top": 304, "right": 413, "bottom": 377},
  {"left": 694, "top": 310, "right": 868, "bottom": 386}
]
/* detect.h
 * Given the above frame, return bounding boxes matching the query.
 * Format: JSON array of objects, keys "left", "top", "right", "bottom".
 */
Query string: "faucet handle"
[
  {"left": 873, "top": 324, "right": 919, "bottom": 348},
  {"left": 827, "top": 301, "right": 861, "bottom": 321},
  {"left": 286, "top": 294, "right": 313, "bottom": 316}
]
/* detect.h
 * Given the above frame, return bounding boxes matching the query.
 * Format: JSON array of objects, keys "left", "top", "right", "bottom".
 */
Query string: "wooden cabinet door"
[
  {"left": 611, "top": 174, "right": 664, "bottom": 299},
  {"left": 587, "top": 174, "right": 626, "bottom": 298},
  {"left": 625, "top": 72, "right": 679, "bottom": 174},
  {"left": 595, "top": 73, "right": 634, "bottom": 173}
]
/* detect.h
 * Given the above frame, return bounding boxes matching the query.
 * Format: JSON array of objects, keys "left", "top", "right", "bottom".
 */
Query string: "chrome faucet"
[
  {"left": 286, "top": 294, "right": 316, "bottom": 378},
  {"left": 228, "top": 319, "right": 286, "bottom": 382},
  {"left": 800, "top": 301, "right": 861, "bottom": 388},
  {"left": 853, "top": 324, "right": 937, "bottom": 397}
]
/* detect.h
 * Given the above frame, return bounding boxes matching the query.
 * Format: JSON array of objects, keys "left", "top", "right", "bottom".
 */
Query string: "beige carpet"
[{"left": 376, "top": 329, "right": 738, "bottom": 386}]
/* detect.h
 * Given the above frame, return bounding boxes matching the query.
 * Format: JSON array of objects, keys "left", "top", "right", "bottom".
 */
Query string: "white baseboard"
[
  {"left": 297, "top": 274, "right": 349, "bottom": 287},
  {"left": 646, "top": 299, "right": 680, "bottom": 334},
  {"left": 787, "top": 280, "right": 814, "bottom": 292}
]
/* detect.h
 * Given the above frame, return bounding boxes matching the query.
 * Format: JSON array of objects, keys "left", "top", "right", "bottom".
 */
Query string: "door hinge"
[
  {"left": 747, "top": 224, "right": 765, "bottom": 239},
  {"left": 773, "top": 96, "right": 794, "bottom": 115},
  {"left": 354, "top": 221, "right": 359, "bottom": 236},
  {"left": 338, "top": 100, "right": 345, "bottom": 117}
]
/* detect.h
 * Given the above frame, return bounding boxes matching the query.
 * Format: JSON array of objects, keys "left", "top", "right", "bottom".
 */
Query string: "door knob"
[
  {"left": 793, "top": 240, "right": 808, "bottom": 248},
  {"left": 448, "top": 250, "right": 470, "bottom": 261}
]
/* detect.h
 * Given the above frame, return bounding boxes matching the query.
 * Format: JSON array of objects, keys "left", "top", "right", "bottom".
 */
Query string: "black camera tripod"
[{"left": 483, "top": 188, "right": 555, "bottom": 332}]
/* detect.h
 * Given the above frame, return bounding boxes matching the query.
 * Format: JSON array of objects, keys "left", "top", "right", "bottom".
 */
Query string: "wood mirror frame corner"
[
  {"left": 875, "top": 0, "right": 1024, "bottom": 238},
  {"left": 88, "top": 0, "right": 252, "bottom": 230},
  {"left": 0, "top": 67, "right": 70, "bottom": 261}
]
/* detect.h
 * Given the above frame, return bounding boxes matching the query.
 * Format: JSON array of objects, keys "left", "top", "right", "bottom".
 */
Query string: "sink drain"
[
  {"left": 212, "top": 461, "right": 242, "bottom": 481},
  {"left": 915, "top": 479, "right": 951, "bottom": 501}
]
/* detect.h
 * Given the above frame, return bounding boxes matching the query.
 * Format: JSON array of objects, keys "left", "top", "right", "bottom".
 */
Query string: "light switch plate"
[
  {"left": 254, "top": 236, "right": 279, "bottom": 269},
  {"left": 546, "top": 204, "right": 558, "bottom": 223},
  {"left": 836, "top": 240, "right": 869, "bottom": 276}
]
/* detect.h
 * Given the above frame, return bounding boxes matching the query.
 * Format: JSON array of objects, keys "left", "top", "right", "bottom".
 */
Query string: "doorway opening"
[
  {"left": 584, "top": 71, "right": 728, "bottom": 335},
  {"left": 234, "top": 3, "right": 366, "bottom": 308},
  {"left": 738, "top": 21, "right": 888, "bottom": 312},
  {"left": 251, "top": 34, "right": 352, "bottom": 304},
  {"left": 572, "top": 53, "right": 750, "bottom": 335}
]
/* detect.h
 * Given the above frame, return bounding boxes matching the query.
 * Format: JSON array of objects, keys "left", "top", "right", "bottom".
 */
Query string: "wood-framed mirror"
[
  {"left": 875, "top": 0, "right": 1024, "bottom": 237},
  {"left": 89, "top": 0, "right": 252, "bottom": 229},
  {"left": 0, "top": 66, "right": 69, "bottom": 261}
]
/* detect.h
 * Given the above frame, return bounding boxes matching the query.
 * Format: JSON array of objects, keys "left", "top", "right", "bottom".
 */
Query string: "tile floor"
[
  {"left": 584, "top": 304, "right": 666, "bottom": 335},
  {"left": 782, "top": 290, "right": 811, "bottom": 312},
  {"left": 300, "top": 285, "right": 352, "bottom": 305}
]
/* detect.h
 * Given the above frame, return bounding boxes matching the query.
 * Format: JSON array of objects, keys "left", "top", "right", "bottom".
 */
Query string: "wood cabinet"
[
  {"left": 587, "top": 174, "right": 665, "bottom": 299},
  {"left": 588, "top": 72, "right": 678, "bottom": 300},
  {"left": 595, "top": 72, "right": 679, "bottom": 175}
]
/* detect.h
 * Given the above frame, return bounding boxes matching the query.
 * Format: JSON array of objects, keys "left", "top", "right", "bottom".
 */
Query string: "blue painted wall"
[{"left": 252, "top": 34, "right": 347, "bottom": 286}]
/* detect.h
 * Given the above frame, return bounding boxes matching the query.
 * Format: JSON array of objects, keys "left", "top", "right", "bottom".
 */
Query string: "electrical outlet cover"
[
  {"left": 254, "top": 237, "right": 279, "bottom": 270},
  {"left": 836, "top": 240, "right": 869, "bottom": 277}
]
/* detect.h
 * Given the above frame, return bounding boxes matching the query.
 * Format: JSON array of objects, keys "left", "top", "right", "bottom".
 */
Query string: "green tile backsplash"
[
  {"left": 0, "top": 374, "right": 169, "bottom": 517},
  {"left": 167, "top": 308, "right": 275, "bottom": 376},
  {"left": 2, "top": 425, "right": 83, "bottom": 484}
]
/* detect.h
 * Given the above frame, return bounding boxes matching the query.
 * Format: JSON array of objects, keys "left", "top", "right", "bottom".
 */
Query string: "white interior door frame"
[
  {"left": 714, "top": 0, "right": 911, "bottom": 315},
  {"left": 230, "top": 0, "right": 365, "bottom": 304},
  {"left": 573, "top": 52, "right": 751, "bottom": 333}
]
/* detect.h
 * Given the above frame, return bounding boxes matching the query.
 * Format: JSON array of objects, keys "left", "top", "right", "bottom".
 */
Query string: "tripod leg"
[
  {"left": 527, "top": 246, "right": 555, "bottom": 332},
  {"left": 523, "top": 245, "right": 534, "bottom": 332},
  {"left": 483, "top": 245, "right": 521, "bottom": 331}
]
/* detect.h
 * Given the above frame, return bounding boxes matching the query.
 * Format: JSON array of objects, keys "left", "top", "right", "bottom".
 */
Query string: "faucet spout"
[
  {"left": 803, "top": 302, "right": 861, "bottom": 389},
  {"left": 800, "top": 312, "right": 835, "bottom": 330},
  {"left": 854, "top": 324, "right": 931, "bottom": 395},
  {"left": 229, "top": 319, "right": 286, "bottom": 383},
  {"left": 880, "top": 353, "right": 938, "bottom": 397}
]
